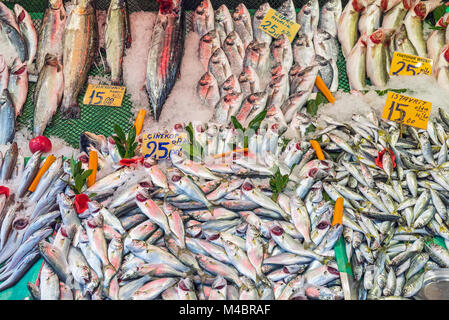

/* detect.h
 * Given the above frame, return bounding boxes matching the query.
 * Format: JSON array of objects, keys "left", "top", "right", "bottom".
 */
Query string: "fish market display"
[
  {"left": 146, "top": 0, "right": 184, "bottom": 121},
  {"left": 1, "top": 102, "right": 449, "bottom": 300},
  {"left": 337, "top": 0, "right": 449, "bottom": 90},
  {"left": 195, "top": 0, "right": 341, "bottom": 126}
]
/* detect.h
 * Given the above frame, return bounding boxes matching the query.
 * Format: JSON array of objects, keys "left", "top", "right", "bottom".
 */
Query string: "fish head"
[
  {"left": 49, "top": 0, "right": 64, "bottom": 10},
  {"left": 12, "top": 216, "right": 29, "bottom": 230},
  {"left": 352, "top": 0, "right": 366, "bottom": 12},
  {"left": 199, "top": 72, "right": 215, "bottom": 87},
  {"left": 195, "top": 0, "right": 208, "bottom": 15},
  {"left": 273, "top": 34, "right": 289, "bottom": 48},
  {"left": 437, "top": 12, "right": 449, "bottom": 28},
  {"left": 232, "top": 3, "right": 246, "bottom": 21},
  {"left": 212, "top": 275, "right": 227, "bottom": 289},
  {"left": 256, "top": 3, "right": 271, "bottom": 19},
  {"left": 413, "top": 1, "right": 428, "bottom": 19},
  {"left": 87, "top": 200, "right": 102, "bottom": 214},
  {"left": 215, "top": 5, "right": 228, "bottom": 21},
  {"left": 402, "top": 0, "right": 419, "bottom": 10},
  {"left": 211, "top": 48, "right": 226, "bottom": 63},
  {"left": 57, "top": 192, "right": 74, "bottom": 209},
  {"left": 79, "top": 131, "right": 107, "bottom": 154},
  {"left": 13, "top": 4, "right": 26, "bottom": 24},
  {"left": 86, "top": 214, "right": 103, "bottom": 229},
  {"left": 178, "top": 278, "right": 194, "bottom": 292},
  {"left": 441, "top": 44, "right": 449, "bottom": 64},
  {"left": 201, "top": 30, "right": 218, "bottom": 44},
  {"left": 109, "top": 0, "right": 126, "bottom": 10},
  {"left": 269, "top": 222, "right": 285, "bottom": 237}
]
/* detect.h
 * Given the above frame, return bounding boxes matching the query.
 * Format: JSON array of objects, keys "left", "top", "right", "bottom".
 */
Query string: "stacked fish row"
[
  {"left": 0, "top": 144, "right": 69, "bottom": 291},
  {"left": 339, "top": 0, "right": 449, "bottom": 90},
  {"left": 5, "top": 105, "right": 449, "bottom": 299},
  {"left": 195, "top": 0, "right": 341, "bottom": 126},
  {"left": 0, "top": 2, "right": 34, "bottom": 144}
]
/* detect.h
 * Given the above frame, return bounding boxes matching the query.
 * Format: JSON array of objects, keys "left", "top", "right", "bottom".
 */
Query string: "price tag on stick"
[
  {"left": 258, "top": 8, "right": 301, "bottom": 42},
  {"left": 382, "top": 91, "right": 432, "bottom": 130},
  {"left": 83, "top": 84, "right": 126, "bottom": 107},
  {"left": 142, "top": 132, "right": 188, "bottom": 160},
  {"left": 390, "top": 52, "right": 433, "bottom": 76}
]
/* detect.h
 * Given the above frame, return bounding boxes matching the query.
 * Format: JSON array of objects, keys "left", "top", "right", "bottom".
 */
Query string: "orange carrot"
[
  {"left": 133, "top": 109, "right": 146, "bottom": 136},
  {"left": 315, "top": 75, "right": 336, "bottom": 104},
  {"left": 310, "top": 140, "right": 325, "bottom": 160},
  {"left": 87, "top": 150, "right": 98, "bottom": 187},
  {"left": 213, "top": 148, "right": 248, "bottom": 159},
  {"left": 333, "top": 197, "right": 344, "bottom": 225},
  {"left": 28, "top": 155, "right": 56, "bottom": 192}
]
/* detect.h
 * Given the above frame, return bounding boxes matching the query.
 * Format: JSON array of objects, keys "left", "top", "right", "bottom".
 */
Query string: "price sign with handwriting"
[
  {"left": 258, "top": 8, "right": 301, "bottom": 42},
  {"left": 142, "top": 132, "right": 188, "bottom": 160},
  {"left": 83, "top": 84, "right": 126, "bottom": 107},
  {"left": 382, "top": 91, "right": 432, "bottom": 129},
  {"left": 390, "top": 52, "right": 433, "bottom": 76}
]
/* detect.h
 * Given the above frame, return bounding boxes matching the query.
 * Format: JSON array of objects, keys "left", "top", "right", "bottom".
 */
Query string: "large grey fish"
[
  {"left": 105, "top": 0, "right": 131, "bottom": 85},
  {"left": 293, "top": 33, "right": 316, "bottom": 70},
  {"left": 199, "top": 30, "right": 221, "bottom": 72},
  {"left": 61, "top": 0, "right": 98, "bottom": 119},
  {"left": 8, "top": 60, "right": 28, "bottom": 117},
  {"left": 33, "top": 54, "right": 64, "bottom": 136},
  {"left": 0, "top": 89, "right": 15, "bottom": 145},
  {"left": 278, "top": 0, "right": 297, "bottom": 22},
  {"left": 0, "top": 20, "right": 27, "bottom": 69},
  {"left": 146, "top": 0, "right": 184, "bottom": 121},
  {"left": 208, "top": 48, "right": 232, "bottom": 86},
  {"left": 297, "top": 0, "right": 320, "bottom": 35},
  {"left": 337, "top": 0, "right": 361, "bottom": 58},
  {"left": 232, "top": 3, "right": 253, "bottom": 50},
  {"left": 252, "top": 3, "right": 272, "bottom": 46},
  {"left": 319, "top": 0, "right": 342, "bottom": 38},
  {"left": 14, "top": 4, "right": 38, "bottom": 67},
  {"left": 35, "top": 0, "right": 66, "bottom": 73},
  {"left": 197, "top": 72, "right": 220, "bottom": 108},
  {"left": 346, "top": 34, "right": 367, "bottom": 91},
  {"left": 17, "top": 151, "right": 42, "bottom": 198},
  {"left": 366, "top": 28, "right": 392, "bottom": 87},
  {"left": 214, "top": 4, "right": 233, "bottom": 45},
  {"left": 0, "top": 55, "right": 8, "bottom": 95}
]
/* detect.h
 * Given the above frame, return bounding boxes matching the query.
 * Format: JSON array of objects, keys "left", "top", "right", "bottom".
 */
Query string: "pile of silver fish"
[
  {"left": 1, "top": 104, "right": 449, "bottom": 299},
  {"left": 0, "top": 143, "right": 68, "bottom": 291},
  {"left": 339, "top": 0, "right": 449, "bottom": 90},
  {"left": 196, "top": 0, "right": 340, "bottom": 126},
  {"left": 0, "top": 2, "right": 34, "bottom": 144}
]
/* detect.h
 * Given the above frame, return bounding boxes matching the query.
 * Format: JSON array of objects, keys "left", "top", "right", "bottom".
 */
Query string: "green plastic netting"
[{"left": 4, "top": 0, "right": 352, "bottom": 149}]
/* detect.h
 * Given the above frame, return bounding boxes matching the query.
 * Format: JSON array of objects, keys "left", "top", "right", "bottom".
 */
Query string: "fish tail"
[{"left": 60, "top": 100, "right": 81, "bottom": 119}]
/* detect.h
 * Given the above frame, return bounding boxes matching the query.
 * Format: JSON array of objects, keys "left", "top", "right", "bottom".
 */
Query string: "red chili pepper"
[
  {"left": 0, "top": 186, "right": 10, "bottom": 199},
  {"left": 119, "top": 156, "right": 145, "bottom": 167},
  {"left": 74, "top": 194, "right": 90, "bottom": 214},
  {"left": 376, "top": 148, "right": 396, "bottom": 169}
]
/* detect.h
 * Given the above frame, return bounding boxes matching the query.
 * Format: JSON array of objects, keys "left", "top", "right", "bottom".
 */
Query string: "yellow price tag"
[
  {"left": 142, "top": 131, "right": 188, "bottom": 160},
  {"left": 258, "top": 8, "right": 301, "bottom": 42},
  {"left": 83, "top": 84, "right": 126, "bottom": 107},
  {"left": 382, "top": 91, "right": 432, "bottom": 130},
  {"left": 389, "top": 52, "right": 433, "bottom": 76}
]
